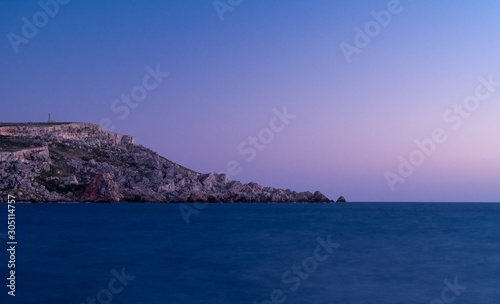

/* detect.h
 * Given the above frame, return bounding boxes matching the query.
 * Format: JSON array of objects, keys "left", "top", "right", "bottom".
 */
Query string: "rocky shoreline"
[{"left": 0, "top": 122, "right": 344, "bottom": 203}]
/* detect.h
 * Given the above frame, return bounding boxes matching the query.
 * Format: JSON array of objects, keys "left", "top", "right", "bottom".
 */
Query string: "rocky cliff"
[
  {"left": 0, "top": 122, "right": 335, "bottom": 203},
  {"left": 0, "top": 122, "right": 135, "bottom": 146}
]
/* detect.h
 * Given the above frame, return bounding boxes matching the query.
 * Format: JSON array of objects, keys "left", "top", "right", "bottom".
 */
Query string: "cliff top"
[
  {"left": 0, "top": 122, "right": 72, "bottom": 127},
  {"left": 0, "top": 122, "right": 136, "bottom": 147}
]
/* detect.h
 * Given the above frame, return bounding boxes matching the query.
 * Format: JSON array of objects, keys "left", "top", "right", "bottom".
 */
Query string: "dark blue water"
[{"left": 1, "top": 203, "right": 499, "bottom": 303}]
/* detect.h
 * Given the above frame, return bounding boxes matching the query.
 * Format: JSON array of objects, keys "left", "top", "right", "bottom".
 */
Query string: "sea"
[{"left": 1, "top": 202, "right": 499, "bottom": 303}]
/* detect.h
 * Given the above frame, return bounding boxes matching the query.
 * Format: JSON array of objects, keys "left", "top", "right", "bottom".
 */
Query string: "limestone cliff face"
[
  {"left": 0, "top": 122, "right": 335, "bottom": 203},
  {"left": 0, "top": 123, "right": 135, "bottom": 147},
  {"left": 0, "top": 146, "right": 50, "bottom": 163}
]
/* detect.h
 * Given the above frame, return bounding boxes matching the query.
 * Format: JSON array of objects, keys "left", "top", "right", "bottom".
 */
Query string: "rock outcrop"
[
  {"left": 82, "top": 173, "right": 120, "bottom": 202},
  {"left": 0, "top": 122, "right": 337, "bottom": 203},
  {"left": 336, "top": 196, "right": 346, "bottom": 203},
  {"left": 0, "top": 146, "right": 50, "bottom": 163}
]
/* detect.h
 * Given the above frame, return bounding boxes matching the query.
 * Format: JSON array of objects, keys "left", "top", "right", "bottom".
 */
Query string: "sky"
[{"left": 1, "top": 0, "right": 500, "bottom": 202}]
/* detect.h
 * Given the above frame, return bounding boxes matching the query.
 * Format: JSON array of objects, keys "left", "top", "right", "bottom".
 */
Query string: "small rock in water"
[{"left": 336, "top": 196, "right": 346, "bottom": 203}]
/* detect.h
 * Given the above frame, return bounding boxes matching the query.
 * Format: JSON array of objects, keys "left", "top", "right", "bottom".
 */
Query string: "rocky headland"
[{"left": 0, "top": 122, "right": 341, "bottom": 203}]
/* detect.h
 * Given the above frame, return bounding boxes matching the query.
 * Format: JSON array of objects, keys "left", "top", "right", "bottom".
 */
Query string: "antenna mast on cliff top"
[{"left": 48, "top": 113, "right": 50, "bottom": 122}]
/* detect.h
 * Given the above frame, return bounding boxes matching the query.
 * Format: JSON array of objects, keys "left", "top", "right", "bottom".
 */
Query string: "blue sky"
[{"left": 1, "top": 0, "right": 500, "bottom": 201}]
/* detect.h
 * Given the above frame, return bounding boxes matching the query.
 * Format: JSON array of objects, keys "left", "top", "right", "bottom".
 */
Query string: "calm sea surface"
[{"left": 2, "top": 203, "right": 499, "bottom": 303}]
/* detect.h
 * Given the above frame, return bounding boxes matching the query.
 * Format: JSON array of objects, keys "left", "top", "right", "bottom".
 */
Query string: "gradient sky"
[{"left": 1, "top": 0, "right": 500, "bottom": 202}]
